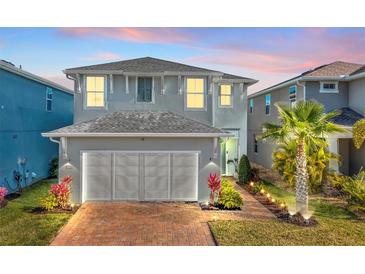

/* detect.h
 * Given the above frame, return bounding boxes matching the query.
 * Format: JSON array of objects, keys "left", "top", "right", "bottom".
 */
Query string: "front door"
[{"left": 225, "top": 138, "right": 238, "bottom": 176}]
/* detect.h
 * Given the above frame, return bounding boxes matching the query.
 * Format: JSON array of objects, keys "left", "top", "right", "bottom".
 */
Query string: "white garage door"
[{"left": 82, "top": 151, "right": 198, "bottom": 202}]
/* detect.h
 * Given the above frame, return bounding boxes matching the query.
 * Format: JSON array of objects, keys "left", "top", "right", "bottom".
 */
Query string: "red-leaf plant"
[
  {"left": 208, "top": 173, "right": 221, "bottom": 205},
  {"left": 50, "top": 176, "right": 72, "bottom": 209},
  {"left": 0, "top": 187, "right": 8, "bottom": 201}
]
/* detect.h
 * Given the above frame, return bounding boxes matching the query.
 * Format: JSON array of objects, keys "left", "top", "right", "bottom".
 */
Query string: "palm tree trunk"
[{"left": 295, "top": 138, "right": 309, "bottom": 215}]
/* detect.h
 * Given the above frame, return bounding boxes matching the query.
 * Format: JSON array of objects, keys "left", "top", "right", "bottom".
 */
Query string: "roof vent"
[{"left": 1, "top": 60, "right": 15, "bottom": 66}]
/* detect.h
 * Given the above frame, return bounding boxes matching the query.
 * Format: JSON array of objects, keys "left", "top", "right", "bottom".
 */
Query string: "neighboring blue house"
[{"left": 0, "top": 60, "right": 73, "bottom": 192}]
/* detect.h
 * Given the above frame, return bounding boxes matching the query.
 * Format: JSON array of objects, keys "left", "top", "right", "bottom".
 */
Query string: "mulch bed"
[
  {"left": 5, "top": 192, "right": 21, "bottom": 201},
  {"left": 239, "top": 182, "right": 318, "bottom": 227},
  {"left": 30, "top": 206, "right": 79, "bottom": 215},
  {"left": 199, "top": 202, "right": 241, "bottom": 211}
]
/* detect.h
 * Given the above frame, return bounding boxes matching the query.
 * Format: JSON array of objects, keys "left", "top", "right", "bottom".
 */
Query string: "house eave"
[
  {"left": 64, "top": 70, "right": 224, "bottom": 77},
  {"left": 42, "top": 132, "right": 234, "bottom": 138}
]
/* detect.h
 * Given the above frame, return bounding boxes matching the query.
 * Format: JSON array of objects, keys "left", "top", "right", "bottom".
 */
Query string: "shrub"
[
  {"left": 41, "top": 176, "right": 72, "bottom": 210},
  {"left": 217, "top": 180, "right": 243, "bottom": 209},
  {"left": 207, "top": 173, "right": 221, "bottom": 205},
  {"left": 342, "top": 169, "right": 365, "bottom": 212},
  {"left": 0, "top": 187, "right": 8, "bottom": 201},
  {"left": 238, "top": 154, "right": 251, "bottom": 184},
  {"left": 49, "top": 157, "right": 59, "bottom": 178}
]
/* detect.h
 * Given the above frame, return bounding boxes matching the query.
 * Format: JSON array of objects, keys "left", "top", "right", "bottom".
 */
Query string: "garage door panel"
[
  {"left": 144, "top": 154, "right": 169, "bottom": 200},
  {"left": 171, "top": 153, "right": 198, "bottom": 200},
  {"left": 114, "top": 153, "right": 139, "bottom": 200},
  {"left": 83, "top": 152, "right": 112, "bottom": 201}
]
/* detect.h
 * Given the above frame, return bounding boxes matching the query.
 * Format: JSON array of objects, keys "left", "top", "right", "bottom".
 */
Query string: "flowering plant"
[
  {"left": 0, "top": 187, "right": 8, "bottom": 201},
  {"left": 207, "top": 173, "right": 221, "bottom": 205},
  {"left": 41, "top": 176, "right": 72, "bottom": 210}
]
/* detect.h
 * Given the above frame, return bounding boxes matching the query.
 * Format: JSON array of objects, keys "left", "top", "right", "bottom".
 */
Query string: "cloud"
[
  {"left": 80, "top": 51, "right": 122, "bottom": 62},
  {"left": 42, "top": 74, "right": 74, "bottom": 90},
  {"left": 59, "top": 27, "right": 194, "bottom": 44},
  {"left": 189, "top": 28, "right": 365, "bottom": 75}
]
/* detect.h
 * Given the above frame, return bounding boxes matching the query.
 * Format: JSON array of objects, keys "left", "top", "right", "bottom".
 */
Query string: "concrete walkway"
[{"left": 51, "top": 180, "right": 274, "bottom": 246}]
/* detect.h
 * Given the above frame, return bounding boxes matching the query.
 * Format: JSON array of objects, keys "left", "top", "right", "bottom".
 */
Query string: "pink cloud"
[
  {"left": 80, "top": 51, "right": 122, "bottom": 62},
  {"left": 42, "top": 74, "right": 74, "bottom": 90},
  {"left": 190, "top": 28, "right": 365, "bottom": 75},
  {"left": 59, "top": 27, "right": 194, "bottom": 44}
]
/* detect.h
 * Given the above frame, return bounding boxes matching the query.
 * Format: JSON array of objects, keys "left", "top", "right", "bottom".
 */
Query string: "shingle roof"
[
  {"left": 222, "top": 73, "right": 255, "bottom": 81},
  {"left": 65, "top": 57, "right": 221, "bottom": 74},
  {"left": 43, "top": 111, "right": 231, "bottom": 137},
  {"left": 329, "top": 107, "right": 364, "bottom": 126},
  {"left": 303, "top": 61, "right": 365, "bottom": 77},
  {"left": 249, "top": 61, "right": 365, "bottom": 98}
]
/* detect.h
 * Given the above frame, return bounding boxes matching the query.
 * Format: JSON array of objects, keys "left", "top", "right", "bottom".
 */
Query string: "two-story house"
[
  {"left": 43, "top": 57, "right": 257, "bottom": 203},
  {"left": 0, "top": 60, "right": 73, "bottom": 191},
  {"left": 248, "top": 61, "right": 365, "bottom": 176}
]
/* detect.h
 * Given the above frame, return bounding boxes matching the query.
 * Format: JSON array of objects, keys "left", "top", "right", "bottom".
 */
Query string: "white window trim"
[
  {"left": 83, "top": 75, "right": 108, "bottom": 110},
  {"left": 218, "top": 84, "right": 233, "bottom": 108},
  {"left": 45, "top": 87, "right": 53, "bottom": 112},
  {"left": 184, "top": 77, "right": 207, "bottom": 111},
  {"left": 319, "top": 81, "right": 339, "bottom": 93},
  {"left": 135, "top": 76, "right": 155, "bottom": 104},
  {"left": 265, "top": 94, "right": 271, "bottom": 116}
]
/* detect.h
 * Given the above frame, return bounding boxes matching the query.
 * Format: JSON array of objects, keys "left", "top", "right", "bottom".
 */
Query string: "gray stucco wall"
[
  {"left": 305, "top": 81, "right": 349, "bottom": 112},
  {"left": 59, "top": 137, "right": 219, "bottom": 204},
  {"left": 349, "top": 78, "right": 365, "bottom": 114},
  {"left": 338, "top": 138, "right": 350, "bottom": 175},
  {"left": 247, "top": 84, "right": 304, "bottom": 168}
]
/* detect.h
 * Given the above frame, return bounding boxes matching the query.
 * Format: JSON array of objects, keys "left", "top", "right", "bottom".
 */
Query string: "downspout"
[
  {"left": 212, "top": 79, "right": 215, "bottom": 127},
  {"left": 296, "top": 79, "right": 306, "bottom": 101},
  {"left": 49, "top": 137, "right": 60, "bottom": 144}
]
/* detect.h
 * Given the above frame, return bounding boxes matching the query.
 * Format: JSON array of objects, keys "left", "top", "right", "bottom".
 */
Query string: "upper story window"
[
  {"left": 265, "top": 94, "right": 271, "bottom": 115},
  {"left": 320, "top": 81, "right": 339, "bottom": 93},
  {"left": 86, "top": 76, "right": 105, "bottom": 107},
  {"left": 46, "top": 87, "right": 53, "bottom": 112},
  {"left": 249, "top": 98, "right": 253, "bottom": 114},
  {"left": 219, "top": 84, "right": 233, "bottom": 107},
  {"left": 186, "top": 78, "right": 205, "bottom": 109},
  {"left": 137, "top": 77, "right": 153, "bottom": 103},
  {"left": 289, "top": 85, "right": 297, "bottom": 107}
]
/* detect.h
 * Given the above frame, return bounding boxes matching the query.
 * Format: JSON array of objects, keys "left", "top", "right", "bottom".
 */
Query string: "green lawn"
[
  {"left": 0, "top": 179, "right": 72, "bottom": 246},
  {"left": 209, "top": 181, "right": 365, "bottom": 245}
]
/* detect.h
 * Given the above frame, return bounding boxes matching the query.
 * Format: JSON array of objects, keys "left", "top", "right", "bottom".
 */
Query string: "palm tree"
[
  {"left": 353, "top": 113, "right": 365, "bottom": 149},
  {"left": 259, "top": 100, "right": 346, "bottom": 215}
]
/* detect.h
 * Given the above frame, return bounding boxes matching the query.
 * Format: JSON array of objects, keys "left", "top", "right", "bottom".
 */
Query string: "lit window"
[
  {"left": 137, "top": 77, "right": 153, "bottom": 102},
  {"left": 254, "top": 134, "right": 258, "bottom": 153},
  {"left": 320, "top": 81, "right": 338, "bottom": 93},
  {"left": 86, "top": 76, "right": 105, "bottom": 107},
  {"left": 219, "top": 84, "right": 232, "bottom": 107},
  {"left": 249, "top": 99, "right": 253, "bottom": 113},
  {"left": 265, "top": 94, "right": 271, "bottom": 115},
  {"left": 186, "top": 78, "right": 205, "bottom": 109},
  {"left": 289, "top": 85, "right": 297, "bottom": 107},
  {"left": 46, "top": 87, "right": 53, "bottom": 111}
]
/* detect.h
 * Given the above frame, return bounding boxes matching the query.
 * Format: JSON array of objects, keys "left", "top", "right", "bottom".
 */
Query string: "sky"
[{"left": 1, "top": 27, "right": 365, "bottom": 94}]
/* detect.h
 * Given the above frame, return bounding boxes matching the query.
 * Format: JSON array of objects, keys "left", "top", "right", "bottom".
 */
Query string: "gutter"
[{"left": 42, "top": 132, "right": 234, "bottom": 138}]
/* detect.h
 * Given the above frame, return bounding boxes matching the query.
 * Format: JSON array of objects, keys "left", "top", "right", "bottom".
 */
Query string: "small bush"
[
  {"left": 49, "top": 157, "right": 59, "bottom": 178},
  {"left": 41, "top": 176, "right": 72, "bottom": 210},
  {"left": 342, "top": 169, "right": 365, "bottom": 212},
  {"left": 238, "top": 154, "right": 251, "bottom": 184},
  {"left": 0, "top": 187, "right": 8, "bottom": 201},
  {"left": 217, "top": 180, "right": 243, "bottom": 209}
]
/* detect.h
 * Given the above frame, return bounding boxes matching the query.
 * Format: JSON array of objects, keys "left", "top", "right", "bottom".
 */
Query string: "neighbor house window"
[
  {"left": 86, "top": 76, "right": 105, "bottom": 107},
  {"left": 137, "top": 77, "right": 153, "bottom": 102},
  {"left": 320, "top": 81, "right": 339, "bottom": 93},
  {"left": 46, "top": 87, "right": 53, "bottom": 111},
  {"left": 254, "top": 134, "right": 258, "bottom": 153},
  {"left": 219, "top": 84, "right": 233, "bottom": 107},
  {"left": 249, "top": 98, "right": 253, "bottom": 114},
  {"left": 289, "top": 85, "right": 297, "bottom": 107},
  {"left": 186, "top": 78, "right": 205, "bottom": 109},
  {"left": 265, "top": 94, "right": 271, "bottom": 115}
]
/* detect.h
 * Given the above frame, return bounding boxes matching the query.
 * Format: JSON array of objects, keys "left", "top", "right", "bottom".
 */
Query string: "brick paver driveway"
[{"left": 51, "top": 183, "right": 274, "bottom": 246}]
